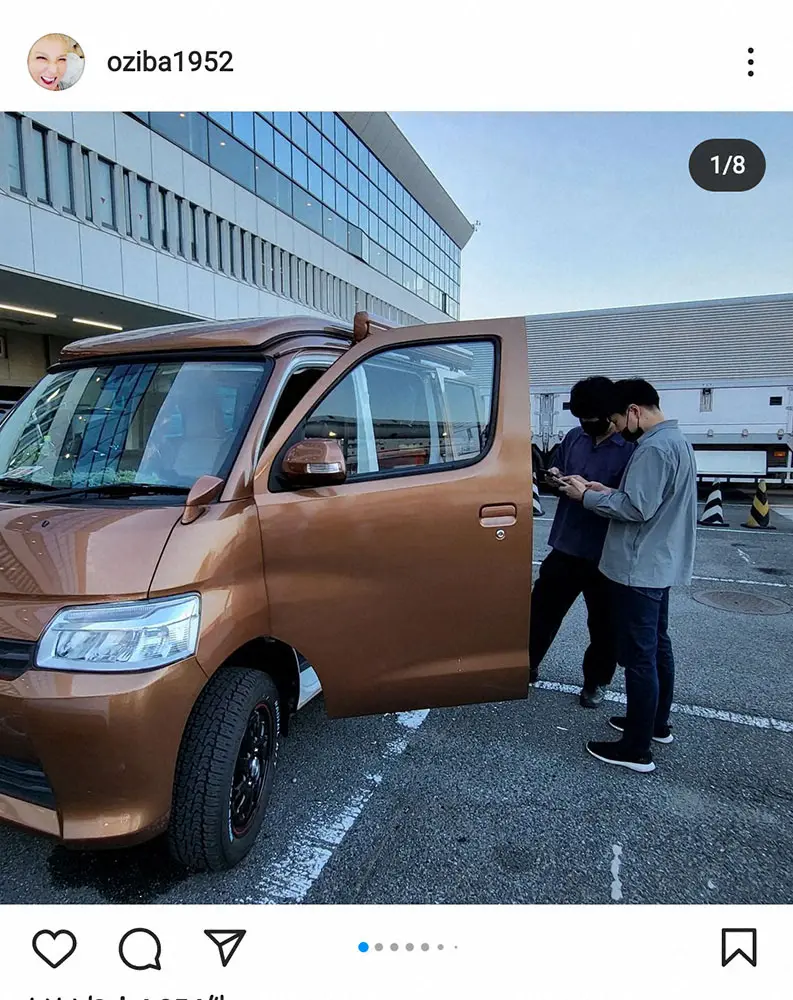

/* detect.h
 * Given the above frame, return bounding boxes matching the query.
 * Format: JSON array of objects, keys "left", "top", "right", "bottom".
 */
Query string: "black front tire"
[{"left": 168, "top": 667, "right": 280, "bottom": 872}]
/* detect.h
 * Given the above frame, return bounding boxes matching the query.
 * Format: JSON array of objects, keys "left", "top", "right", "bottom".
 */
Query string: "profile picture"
[{"left": 27, "top": 33, "right": 85, "bottom": 91}]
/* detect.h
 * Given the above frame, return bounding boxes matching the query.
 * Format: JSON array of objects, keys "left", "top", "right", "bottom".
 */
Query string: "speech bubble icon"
[{"left": 119, "top": 928, "right": 162, "bottom": 971}]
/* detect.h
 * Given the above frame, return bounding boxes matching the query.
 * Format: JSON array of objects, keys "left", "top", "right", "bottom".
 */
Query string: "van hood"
[{"left": 0, "top": 503, "right": 181, "bottom": 642}]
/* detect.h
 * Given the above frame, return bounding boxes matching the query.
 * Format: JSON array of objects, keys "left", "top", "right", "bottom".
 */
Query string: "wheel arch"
[{"left": 210, "top": 637, "right": 311, "bottom": 737}]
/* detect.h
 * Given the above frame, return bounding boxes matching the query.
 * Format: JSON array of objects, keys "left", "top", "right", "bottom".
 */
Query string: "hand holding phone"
[{"left": 544, "top": 467, "right": 563, "bottom": 484}]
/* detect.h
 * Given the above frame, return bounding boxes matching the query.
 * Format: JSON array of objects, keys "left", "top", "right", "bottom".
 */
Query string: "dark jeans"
[
  {"left": 529, "top": 548, "right": 618, "bottom": 690},
  {"left": 613, "top": 583, "right": 675, "bottom": 755}
]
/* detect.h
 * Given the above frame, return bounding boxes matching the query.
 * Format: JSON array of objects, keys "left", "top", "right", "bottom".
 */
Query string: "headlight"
[{"left": 36, "top": 594, "right": 201, "bottom": 672}]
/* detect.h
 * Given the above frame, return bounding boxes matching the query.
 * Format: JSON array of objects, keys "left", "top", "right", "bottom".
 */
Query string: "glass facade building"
[
  {"left": 2, "top": 112, "right": 434, "bottom": 330},
  {"left": 130, "top": 112, "right": 462, "bottom": 320}
]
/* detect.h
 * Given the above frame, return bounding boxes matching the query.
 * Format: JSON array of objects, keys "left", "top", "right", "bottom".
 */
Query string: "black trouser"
[
  {"left": 613, "top": 584, "right": 675, "bottom": 755},
  {"left": 529, "top": 548, "right": 618, "bottom": 690}
]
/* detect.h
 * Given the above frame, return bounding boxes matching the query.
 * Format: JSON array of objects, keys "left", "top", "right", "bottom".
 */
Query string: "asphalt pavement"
[{"left": 0, "top": 494, "right": 791, "bottom": 905}]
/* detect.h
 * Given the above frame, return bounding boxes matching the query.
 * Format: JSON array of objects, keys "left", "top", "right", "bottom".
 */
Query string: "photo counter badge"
[{"left": 28, "top": 34, "right": 85, "bottom": 91}]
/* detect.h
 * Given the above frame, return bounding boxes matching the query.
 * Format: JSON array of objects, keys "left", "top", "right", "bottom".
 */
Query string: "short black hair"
[
  {"left": 568, "top": 376, "right": 616, "bottom": 419},
  {"left": 611, "top": 378, "right": 660, "bottom": 413}
]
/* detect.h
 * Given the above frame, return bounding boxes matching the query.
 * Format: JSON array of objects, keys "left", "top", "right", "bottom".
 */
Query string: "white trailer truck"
[{"left": 525, "top": 293, "right": 793, "bottom": 485}]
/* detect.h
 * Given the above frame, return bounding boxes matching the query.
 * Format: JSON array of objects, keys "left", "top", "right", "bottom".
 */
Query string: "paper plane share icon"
[{"left": 204, "top": 929, "right": 246, "bottom": 968}]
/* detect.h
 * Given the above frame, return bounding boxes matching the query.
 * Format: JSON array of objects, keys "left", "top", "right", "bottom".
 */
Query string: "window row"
[
  {"left": 211, "top": 112, "right": 461, "bottom": 284},
  {"left": 206, "top": 111, "right": 460, "bottom": 265},
  {"left": 130, "top": 111, "right": 461, "bottom": 314},
  {"left": 6, "top": 114, "right": 148, "bottom": 234},
  {"left": 2, "top": 114, "right": 432, "bottom": 325},
  {"left": 259, "top": 241, "right": 424, "bottom": 326}
]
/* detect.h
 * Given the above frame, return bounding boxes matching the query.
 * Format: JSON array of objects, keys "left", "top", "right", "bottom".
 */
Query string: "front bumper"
[{"left": 0, "top": 656, "right": 207, "bottom": 845}]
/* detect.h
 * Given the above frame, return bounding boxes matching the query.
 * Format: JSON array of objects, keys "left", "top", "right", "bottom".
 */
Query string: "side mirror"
[
  {"left": 281, "top": 439, "right": 347, "bottom": 486},
  {"left": 181, "top": 475, "right": 225, "bottom": 525}
]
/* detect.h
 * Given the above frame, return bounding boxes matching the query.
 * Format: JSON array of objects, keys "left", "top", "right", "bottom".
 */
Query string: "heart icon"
[{"left": 32, "top": 930, "right": 77, "bottom": 968}]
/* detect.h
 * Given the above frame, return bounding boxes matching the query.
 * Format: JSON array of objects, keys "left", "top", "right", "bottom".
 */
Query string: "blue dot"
[{"left": 358, "top": 942, "right": 369, "bottom": 953}]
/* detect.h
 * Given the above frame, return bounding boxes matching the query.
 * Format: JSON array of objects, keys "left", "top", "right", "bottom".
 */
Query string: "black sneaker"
[
  {"left": 579, "top": 685, "right": 607, "bottom": 708},
  {"left": 586, "top": 739, "right": 655, "bottom": 773},
  {"left": 608, "top": 716, "right": 674, "bottom": 744}
]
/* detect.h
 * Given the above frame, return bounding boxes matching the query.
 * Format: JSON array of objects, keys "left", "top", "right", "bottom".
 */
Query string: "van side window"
[
  {"left": 299, "top": 339, "right": 496, "bottom": 481},
  {"left": 304, "top": 371, "right": 362, "bottom": 473},
  {"left": 264, "top": 368, "right": 327, "bottom": 449},
  {"left": 365, "top": 361, "right": 441, "bottom": 470},
  {"left": 443, "top": 379, "right": 486, "bottom": 459}
]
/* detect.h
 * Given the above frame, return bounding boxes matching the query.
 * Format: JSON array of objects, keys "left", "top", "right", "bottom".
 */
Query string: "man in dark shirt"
[{"left": 529, "top": 377, "right": 635, "bottom": 707}]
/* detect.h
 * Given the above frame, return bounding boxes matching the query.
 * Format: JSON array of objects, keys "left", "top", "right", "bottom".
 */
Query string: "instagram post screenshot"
[{"left": 1, "top": 3, "right": 792, "bottom": 997}]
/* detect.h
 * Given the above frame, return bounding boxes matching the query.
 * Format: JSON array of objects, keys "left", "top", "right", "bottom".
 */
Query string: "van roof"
[{"left": 59, "top": 315, "right": 353, "bottom": 361}]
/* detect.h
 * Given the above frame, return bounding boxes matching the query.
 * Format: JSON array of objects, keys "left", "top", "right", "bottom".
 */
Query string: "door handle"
[{"left": 479, "top": 504, "right": 517, "bottom": 527}]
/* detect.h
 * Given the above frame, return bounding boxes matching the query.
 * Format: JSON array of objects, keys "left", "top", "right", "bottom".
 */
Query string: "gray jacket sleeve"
[{"left": 582, "top": 445, "right": 671, "bottom": 523}]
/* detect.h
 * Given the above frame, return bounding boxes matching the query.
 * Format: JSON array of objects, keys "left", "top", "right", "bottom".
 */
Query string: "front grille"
[
  {"left": 0, "top": 639, "right": 34, "bottom": 680},
  {"left": 0, "top": 756, "right": 55, "bottom": 809}
]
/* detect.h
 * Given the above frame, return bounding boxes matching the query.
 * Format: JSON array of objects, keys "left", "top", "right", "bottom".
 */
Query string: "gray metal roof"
[
  {"left": 340, "top": 113, "right": 474, "bottom": 250},
  {"left": 525, "top": 293, "right": 793, "bottom": 387}
]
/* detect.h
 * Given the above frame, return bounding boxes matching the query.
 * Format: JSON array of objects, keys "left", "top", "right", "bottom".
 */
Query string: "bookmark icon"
[{"left": 721, "top": 928, "right": 757, "bottom": 967}]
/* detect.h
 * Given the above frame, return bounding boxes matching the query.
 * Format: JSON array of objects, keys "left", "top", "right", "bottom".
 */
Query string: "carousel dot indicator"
[{"left": 358, "top": 942, "right": 369, "bottom": 953}]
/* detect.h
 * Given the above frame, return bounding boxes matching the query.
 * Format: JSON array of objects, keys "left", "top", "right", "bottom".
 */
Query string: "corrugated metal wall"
[{"left": 524, "top": 294, "right": 793, "bottom": 387}]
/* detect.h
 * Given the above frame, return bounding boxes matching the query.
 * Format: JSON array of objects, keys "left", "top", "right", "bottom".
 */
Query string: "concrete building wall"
[
  {"left": 1, "top": 112, "right": 450, "bottom": 328},
  {"left": 0, "top": 331, "right": 48, "bottom": 389}
]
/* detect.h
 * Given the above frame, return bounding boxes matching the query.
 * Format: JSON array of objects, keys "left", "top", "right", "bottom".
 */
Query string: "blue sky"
[{"left": 391, "top": 113, "right": 793, "bottom": 320}]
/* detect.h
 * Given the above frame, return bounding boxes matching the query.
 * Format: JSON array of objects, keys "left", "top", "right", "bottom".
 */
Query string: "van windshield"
[{"left": 0, "top": 360, "right": 269, "bottom": 493}]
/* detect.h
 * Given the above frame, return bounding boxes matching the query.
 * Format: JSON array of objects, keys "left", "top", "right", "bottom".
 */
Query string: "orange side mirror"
[
  {"left": 281, "top": 439, "right": 347, "bottom": 486},
  {"left": 181, "top": 475, "right": 225, "bottom": 524}
]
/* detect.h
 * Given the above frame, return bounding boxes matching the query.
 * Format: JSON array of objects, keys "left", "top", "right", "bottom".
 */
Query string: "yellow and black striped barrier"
[{"left": 744, "top": 479, "right": 776, "bottom": 530}]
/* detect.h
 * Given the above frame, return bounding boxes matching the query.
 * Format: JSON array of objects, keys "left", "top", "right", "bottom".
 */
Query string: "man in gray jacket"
[{"left": 559, "top": 378, "right": 698, "bottom": 773}]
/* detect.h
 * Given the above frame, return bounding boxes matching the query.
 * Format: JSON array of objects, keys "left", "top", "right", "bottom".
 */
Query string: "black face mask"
[
  {"left": 620, "top": 410, "right": 644, "bottom": 442},
  {"left": 580, "top": 417, "right": 611, "bottom": 439}
]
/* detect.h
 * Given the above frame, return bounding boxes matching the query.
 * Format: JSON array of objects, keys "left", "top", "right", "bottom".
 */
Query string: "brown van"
[{"left": 0, "top": 312, "right": 532, "bottom": 870}]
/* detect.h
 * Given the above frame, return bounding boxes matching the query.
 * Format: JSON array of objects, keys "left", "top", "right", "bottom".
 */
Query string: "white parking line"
[
  {"left": 237, "top": 710, "right": 429, "bottom": 904},
  {"left": 692, "top": 574, "right": 789, "bottom": 588},
  {"left": 695, "top": 526, "right": 786, "bottom": 535},
  {"left": 531, "top": 562, "right": 790, "bottom": 588},
  {"left": 536, "top": 522, "right": 788, "bottom": 536},
  {"left": 610, "top": 844, "right": 624, "bottom": 902},
  {"left": 534, "top": 681, "right": 793, "bottom": 734}
]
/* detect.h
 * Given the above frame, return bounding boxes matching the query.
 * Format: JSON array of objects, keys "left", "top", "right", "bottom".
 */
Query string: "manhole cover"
[{"left": 693, "top": 590, "right": 791, "bottom": 615}]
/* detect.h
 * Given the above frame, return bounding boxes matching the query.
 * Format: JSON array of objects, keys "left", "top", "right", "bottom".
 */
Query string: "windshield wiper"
[
  {"left": 0, "top": 477, "right": 59, "bottom": 492},
  {"left": 24, "top": 482, "right": 191, "bottom": 502}
]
